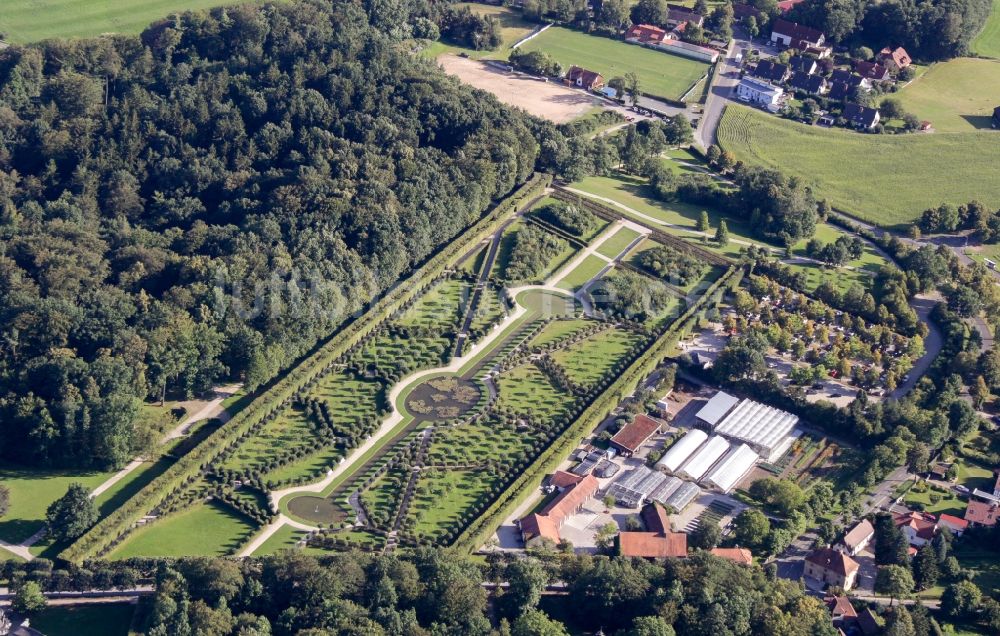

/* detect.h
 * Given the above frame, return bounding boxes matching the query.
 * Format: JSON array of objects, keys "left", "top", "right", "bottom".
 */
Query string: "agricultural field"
[
  {"left": 972, "top": 0, "right": 1000, "bottom": 58},
  {"left": 514, "top": 26, "right": 710, "bottom": 101},
  {"left": 0, "top": 0, "right": 257, "bottom": 43},
  {"left": 420, "top": 3, "right": 536, "bottom": 60},
  {"left": 718, "top": 105, "right": 1000, "bottom": 228},
  {"left": 889, "top": 58, "right": 1000, "bottom": 131}
]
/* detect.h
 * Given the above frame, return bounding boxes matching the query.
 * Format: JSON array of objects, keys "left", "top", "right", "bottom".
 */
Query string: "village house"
[
  {"left": 753, "top": 59, "right": 791, "bottom": 83},
  {"left": 854, "top": 60, "right": 891, "bottom": 82},
  {"left": 937, "top": 513, "right": 969, "bottom": 536},
  {"left": 710, "top": 547, "right": 753, "bottom": 564},
  {"left": 878, "top": 46, "right": 912, "bottom": 72},
  {"left": 777, "top": 0, "right": 805, "bottom": 12},
  {"left": 825, "top": 596, "right": 858, "bottom": 631},
  {"left": 804, "top": 547, "right": 860, "bottom": 590},
  {"left": 666, "top": 4, "right": 705, "bottom": 28},
  {"left": 736, "top": 77, "right": 784, "bottom": 110},
  {"left": 965, "top": 499, "right": 999, "bottom": 527},
  {"left": 618, "top": 502, "right": 688, "bottom": 559},
  {"left": 893, "top": 510, "right": 937, "bottom": 546},
  {"left": 732, "top": 3, "right": 762, "bottom": 21},
  {"left": 565, "top": 66, "right": 604, "bottom": 91},
  {"left": 830, "top": 68, "right": 871, "bottom": 91},
  {"left": 789, "top": 72, "right": 827, "bottom": 95},
  {"left": 837, "top": 518, "right": 874, "bottom": 556},
  {"left": 770, "top": 19, "right": 825, "bottom": 49},
  {"left": 520, "top": 473, "right": 599, "bottom": 547},
  {"left": 610, "top": 414, "right": 663, "bottom": 457},
  {"left": 788, "top": 55, "right": 817, "bottom": 75},
  {"left": 625, "top": 23, "right": 668, "bottom": 44},
  {"left": 842, "top": 103, "right": 880, "bottom": 130}
]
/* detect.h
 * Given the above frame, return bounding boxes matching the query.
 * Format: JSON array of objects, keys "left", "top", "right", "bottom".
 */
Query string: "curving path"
[{"left": 239, "top": 207, "right": 642, "bottom": 555}]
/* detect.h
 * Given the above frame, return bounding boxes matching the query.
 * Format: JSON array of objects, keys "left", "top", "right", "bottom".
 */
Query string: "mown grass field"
[
  {"left": 973, "top": 0, "right": 1000, "bottom": 58},
  {"left": 889, "top": 58, "right": 1000, "bottom": 131},
  {"left": 718, "top": 105, "right": 1000, "bottom": 227},
  {"left": 0, "top": 0, "right": 258, "bottom": 43},
  {"left": 107, "top": 501, "right": 256, "bottom": 559},
  {"left": 254, "top": 523, "right": 307, "bottom": 555},
  {"left": 556, "top": 254, "right": 609, "bottom": 291},
  {"left": 514, "top": 26, "right": 709, "bottom": 101},
  {"left": 30, "top": 603, "right": 135, "bottom": 636},
  {"left": 0, "top": 465, "right": 112, "bottom": 544},
  {"left": 420, "top": 3, "right": 536, "bottom": 60},
  {"left": 596, "top": 226, "right": 642, "bottom": 259}
]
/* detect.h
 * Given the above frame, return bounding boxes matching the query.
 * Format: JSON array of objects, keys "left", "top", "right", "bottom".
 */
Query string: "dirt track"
[{"left": 439, "top": 54, "right": 606, "bottom": 123}]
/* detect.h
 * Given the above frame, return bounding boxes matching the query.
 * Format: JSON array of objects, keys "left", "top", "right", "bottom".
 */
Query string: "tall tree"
[{"left": 45, "top": 483, "right": 98, "bottom": 542}]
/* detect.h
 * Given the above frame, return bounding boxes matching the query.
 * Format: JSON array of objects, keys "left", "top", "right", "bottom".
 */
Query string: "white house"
[{"left": 735, "top": 77, "right": 783, "bottom": 111}]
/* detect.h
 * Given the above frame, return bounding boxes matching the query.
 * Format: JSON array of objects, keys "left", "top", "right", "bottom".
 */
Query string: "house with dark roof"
[
  {"left": 770, "top": 19, "right": 825, "bottom": 49},
  {"left": 789, "top": 72, "right": 826, "bottom": 95},
  {"left": 854, "top": 60, "right": 891, "bottom": 81},
  {"left": 830, "top": 69, "right": 870, "bottom": 89},
  {"left": 610, "top": 414, "right": 663, "bottom": 457},
  {"left": 856, "top": 608, "right": 883, "bottom": 636},
  {"left": 565, "top": 66, "right": 604, "bottom": 91},
  {"left": 732, "top": 3, "right": 762, "bottom": 21},
  {"left": 753, "top": 59, "right": 791, "bottom": 83},
  {"left": 842, "top": 103, "right": 880, "bottom": 130},
  {"left": 618, "top": 502, "right": 687, "bottom": 559},
  {"left": 788, "top": 55, "right": 817, "bottom": 75},
  {"left": 520, "top": 473, "right": 599, "bottom": 547},
  {"left": 878, "top": 46, "right": 912, "bottom": 72},
  {"left": 666, "top": 4, "right": 705, "bottom": 27},
  {"left": 804, "top": 547, "right": 860, "bottom": 590}
]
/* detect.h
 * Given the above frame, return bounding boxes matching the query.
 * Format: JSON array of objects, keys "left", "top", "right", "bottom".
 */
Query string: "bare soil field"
[{"left": 439, "top": 54, "right": 605, "bottom": 123}]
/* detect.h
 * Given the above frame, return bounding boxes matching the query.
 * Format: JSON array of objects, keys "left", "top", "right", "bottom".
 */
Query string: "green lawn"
[
  {"left": 889, "top": 58, "right": 1000, "bottom": 131},
  {"left": 556, "top": 254, "right": 609, "bottom": 291},
  {"left": 973, "top": 0, "right": 1000, "bottom": 58},
  {"left": 529, "top": 318, "right": 594, "bottom": 348},
  {"left": 253, "top": 523, "right": 308, "bottom": 555},
  {"left": 498, "top": 364, "right": 577, "bottom": 421},
  {"left": 596, "top": 226, "right": 643, "bottom": 259},
  {"left": 718, "top": 104, "right": 1000, "bottom": 228},
  {"left": 0, "top": 0, "right": 260, "bottom": 43},
  {"left": 552, "top": 327, "right": 643, "bottom": 386},
  {"left": 420, "top": 3, "right": 536, "bottom": 60},
  {"left": 0, "top": 465, "right": 112, "bottom": 544},
  {"left": 953, "top": 544, "right": 1000, "bottom": 594},
  {"left": 30, "top": 603, "right": 135, "bottom": 636},
  {"left": 514, "top": 26, "right": 710, "bottom": 101},
  {"left": 106, "top": 501, "right": 257, "bottom": 559}
]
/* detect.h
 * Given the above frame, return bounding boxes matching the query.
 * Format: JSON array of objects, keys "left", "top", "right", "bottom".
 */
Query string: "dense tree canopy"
[{"left": 0, "top": 0, "right": 542, "bottom": 469}]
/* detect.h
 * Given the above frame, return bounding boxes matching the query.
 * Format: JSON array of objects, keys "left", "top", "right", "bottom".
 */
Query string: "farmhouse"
[
  {"left": 837, "top": 518, "right": 874, "bottom": 556},
  {"left": 854, "top": 60, "right": 890, "bottom": 82},
  {"left": 610, "top": 414, "right": 663, "bottom": 456},
  {"left": 752, "top": 60, "right": 790, "bottom": 83},
  {"left": 520, "top": 473, "right": 599, "bottom": 547},
  {"left": 789, "top": 72, "right": 826, "bottom": 95},
  {"left": 565, "top": 66, "right": 604, "bottom": 90},
  {"left": 702, "top": 443, "right": 758, "bottom": 493},
  {"left": 842, "top": 103, "right": 881, "bottom": 130},
  {"left": 710, "top": 398, "right": 799, "bottom": 461},
  {"left": 804, "top": 547, "right": 860, "bottom": 590},
  {"left": 679, "top": 435, "right": 730, "bottom": 481},
  {"left": 655, "top": 428, "right": 709, "bottom": 473},
  {"left": 788, "top": 55, "right": 817, "bottom": 75},
  {"left": 710, "top": 547, "right": 753, "bottom": 564},
  {"left": 626, "top": 24, "right": 668, "bottom": 44},
  {"left": 878, "top": 46, "right": 912, "bottom": 72},
  {"left": 770, "top": 19, "right": 825, "bottom": 49},
  {"left": 666, "top": 4, "right": 705, "bottom": 27},
  {"left": 696, "top": 391, "right": 740, "bottom": 427},
  {"left": 618, "top": 502, "right": 688, "bottom": 558},
  {"left": 893, "top": 510, "right": 937, "bottom": 546}
]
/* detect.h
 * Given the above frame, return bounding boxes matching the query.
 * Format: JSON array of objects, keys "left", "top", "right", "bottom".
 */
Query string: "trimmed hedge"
[
  {"left": 58, "top": 173, "right": 552, "bottom": 564},
  {"left": 453, "top": 266, "right": 742, "bottom": 552}
]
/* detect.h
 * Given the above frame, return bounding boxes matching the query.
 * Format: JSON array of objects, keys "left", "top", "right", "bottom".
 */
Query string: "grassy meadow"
[
  {"left": 972, "top": 0, "right": 1000, "bottom": 58},
  {"left": 106, "top": 501, "right": 257, "bottom": 559},
  {"left": 30, "top": 603, "right": 135, "bottom": 636},
  {"left": 718, "top": 105, "right": 1000, "bottom": 228},
  {"left": 0, "top": 0, "right": 259, "bottom": 43},
  {"left": 420, "top": 3, "right": 536, "bottom": 60},
  {"left": 514, "top": 26, "right": 709, "bottom": 101},
  {"left": 889, "top": 58, "right": 1000, "bottom": 131}
]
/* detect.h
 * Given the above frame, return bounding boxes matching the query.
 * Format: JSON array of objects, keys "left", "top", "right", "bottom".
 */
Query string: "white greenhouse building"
[
  {"left": 712, "top": 399, "right": 799, "bottom": 461},
  {"left": 648, "top": 475, "right": 683, "bottom": 505},
  {"left": 665, "top": 481, "right": 701, "bottom": 511},
  {"left": 696, "top": 391, "right": 740, "bottom": 427},
  {"left": 606, "top": 466, "right": 669, "bottom": 508},
  {"left": 655, "top": 429, "right": 709, "bottom": 474},
  {"left": 703, "top": 443, "right": 759, "bottom": 493},
  {"left": 678, "top": 435, "right": 730, "bottom": 481}
]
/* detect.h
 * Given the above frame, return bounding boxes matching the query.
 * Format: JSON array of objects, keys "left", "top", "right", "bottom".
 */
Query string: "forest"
[{"left": 0, "top": 0, "right": 543, "bottom": 469}]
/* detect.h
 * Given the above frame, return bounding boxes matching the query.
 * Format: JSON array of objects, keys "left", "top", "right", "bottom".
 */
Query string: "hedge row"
[
  {"left": 452, "top": 265, "right": 742, "bottom": 552},
  {"left": 59, "top": 173, "right": 552, "bottom": 564}
]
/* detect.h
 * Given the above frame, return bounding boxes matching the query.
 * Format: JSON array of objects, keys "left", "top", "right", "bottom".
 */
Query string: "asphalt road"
[{"left": 696, "top": 38, "right": 741, "bottom": 149}]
